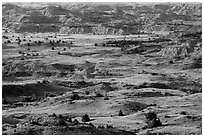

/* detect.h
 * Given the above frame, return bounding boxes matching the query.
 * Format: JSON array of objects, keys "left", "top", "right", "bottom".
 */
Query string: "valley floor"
[{"left": 2, "top": 33, "right": 202, "bottom": 135}]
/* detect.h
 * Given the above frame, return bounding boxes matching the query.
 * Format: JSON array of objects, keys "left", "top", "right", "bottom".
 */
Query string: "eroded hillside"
[{"left": 2, "top": 3, "right": 202, "bottom": 34}]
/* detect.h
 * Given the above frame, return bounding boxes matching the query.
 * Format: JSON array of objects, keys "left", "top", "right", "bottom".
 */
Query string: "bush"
[
  {"left": 145, "top": 112, "right": 162, "bottom": 128},
  {"left": 190, "top": 57, "right": 202, "bottom": 68},
  {"left": 151, "top": 72, "right": 158, "bottom": 76},
  {"left": 98, "top": 125, "right": 105, "bottom": 128},
  {"left": 42, "top": 80, "right": 50, "bottom": 84},
  {"left": 57, "top": 118, "right": 67, "bottom": 126},
  {"left": 180, "top": 111, "right": 187, "bottom": 115},
  {"left": 106, "top": 124, "right": 113, "bottom": 128},
  {"left": 96, "top": 93, "right": 103, "bottom": 97},
  {"left": 104, "top": 97, "right": 109, "bottom": 100},
  {"left": 22, "top": 96, "right": 34, "bottom": 102},
  {"left": 118, "top": 110, "right": 124, "bottom": 116},
  {"left": 52, "top": 113, "right": 57, "bottom": 117},
  {"left": 89, "top": 123, "right": 95, "bottom": 127},
  {"left": 145, "top": 112, "right": 157, "bottom": 120},
  {"left": 169, "top": 60, "right": 174, "bottom": 64},
  {"left": 73, "top": 119, "right": 79, "bottom": 125},
  {"left": 82, "top": 113, "right": 90, "bottom": 122},
  {"left": 2, "top": 97, "right": 8, "bottom": 104},
  {"left": 146, "top": 118, "right": 162, "bottom": 128},
  {"left": 58, "top": 114, "right": 63, "bottom": 119},
  {"left": 85, "top": 91, "right": 90, "bottom": 95},
  {"left": 68, "top": 117, "right": 72, "bottom": 123},
  {"left": 70, "top": 94, "right": 80, "bottom": 100},
  {"left": 48, "top": 93, "right": 56, "bottom": 97}
]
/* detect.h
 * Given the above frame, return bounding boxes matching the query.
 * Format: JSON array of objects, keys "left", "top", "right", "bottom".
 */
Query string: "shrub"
[
  {"left": 52, "top": 113, "right": 57, "bottom": 117},
  {"left": 98, "top": 125, "right": 105, "bottom": 128},
  {"left": 70, "top": 94, "right": 80, "bottom": 100},
  {"left": 68, "top": 117, "right": 72, "bottom": 123},
  {"left": 82, "top": 113, "right": 90, "bottom": 122},
  {"left": 146, "top": 118, "right": 162, "bottom": 128},
  {"left": 85, "top": 91, "right": 90, "bottom": 95},
  {"left": 180, "top": 111, "right": 187, "bottom": 115},
  {"left": 48, "top": 93, "right": 56, "bottom": 97},
  {"left": 106, "top": 124, "right": 113, "bottom": 128},
  {"left": 190, "top": 57, "right": 202, "bottom": 68},
  {"left": 145, "top": 112, "right": 162, "bottom": 128},
  {"left": 2, "top": 97, "right": 8, "bottom": 104},
  {"left": 145, "top": 112, "right": 157, "bottom": 120},
  {"left": 22, "top": 96, "right": 34, "bottom": 102},
  {"left": 151, "top": 72, "right": 158, "bottom": 76},
  {"left": 96, "top": 93, "right": 103, "bottom": 97},
  {"left": 118, "top": 110, "right": 124, "bottom": 116},
  {"left": 57, "top": 118, "right": 67, "bottom": 126},
  {"left": 169, "top": 60, "right": 174, "bottom": 64},
  {"left": 89, "top": 123, "right": 95, "bottom": 127},
  {"left": 58, "top": 114, "right": 63, "bottom": 119},
  {"left": 30, "top": 120, "right": 40, "bottom": 126},
  {"left": 42, "top": 80, "right": 50, "bottom": 84},
  {"left": 73, "top": 119, "right": 79, "bottom": 125}
]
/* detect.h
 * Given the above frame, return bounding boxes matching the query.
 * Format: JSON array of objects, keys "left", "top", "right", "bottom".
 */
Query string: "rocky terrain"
[
  {"left": 2, "top": 2, "right": 202, "bottom": 135},
  {"left": 2, "top": 2, "right": 202, "bottom": 34}
]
